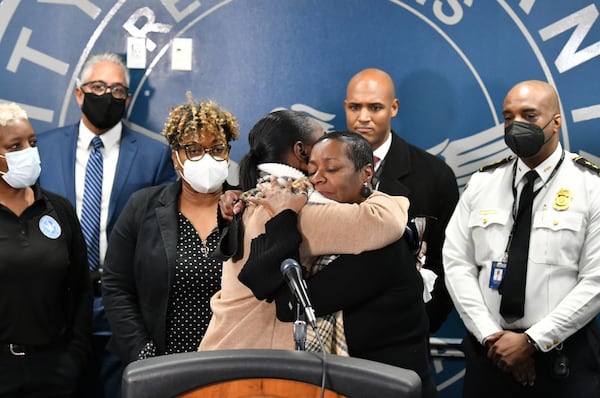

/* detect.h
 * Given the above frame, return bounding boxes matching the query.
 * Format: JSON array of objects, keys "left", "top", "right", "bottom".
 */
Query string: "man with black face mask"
[
  {"left": 443, "top": 80, "right": 600, "bottom": 398},
  {"left": 36, "top": 52, "right": 177, "bottom": 398}
]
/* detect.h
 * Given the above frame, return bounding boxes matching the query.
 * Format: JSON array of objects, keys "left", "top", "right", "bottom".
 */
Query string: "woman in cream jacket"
[{"left": 200, "top": 111, "right": 408, "bottom": 350}]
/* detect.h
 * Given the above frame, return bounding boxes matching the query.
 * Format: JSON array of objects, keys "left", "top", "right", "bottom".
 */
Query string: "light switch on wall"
[
  {"left": 172, "top": 38, "right": 192, "bottom": 71},
  {"left": 127, "top": 37, "right": 147, "bottom": 69}
]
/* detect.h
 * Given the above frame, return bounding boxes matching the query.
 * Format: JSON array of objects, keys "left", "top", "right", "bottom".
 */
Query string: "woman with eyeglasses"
[{"left": 101, "top": 95, "right": 240, "bottom": 365}]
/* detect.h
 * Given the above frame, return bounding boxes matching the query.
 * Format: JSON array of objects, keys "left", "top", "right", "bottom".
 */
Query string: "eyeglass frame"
[
  {"left": 79, "top": 80, "right": 129, "bottom": 100},
  {"left": 177, "top": 142, "right": 231, "bottom": 162}
]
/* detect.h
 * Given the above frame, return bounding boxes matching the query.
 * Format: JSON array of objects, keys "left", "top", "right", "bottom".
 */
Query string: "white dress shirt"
[
  {"left": 373, "top": 131, "right": 392, "bottom": 172},
  {"left": 75, "top": 122, "right": 122, "bottom": 267},
  {"left": 443, "top": 144, "right": 600, "bottom": 352}
]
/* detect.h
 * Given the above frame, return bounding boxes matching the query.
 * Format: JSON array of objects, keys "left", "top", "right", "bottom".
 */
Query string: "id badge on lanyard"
[{"left": 489, "top": 254, "right": 508, "bottom": 289}]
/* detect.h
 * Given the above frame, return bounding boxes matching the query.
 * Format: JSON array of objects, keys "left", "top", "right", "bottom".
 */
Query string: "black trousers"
[
  {"left": 0, "top": 344, "right": 81, "bottom": 398},
  {"left": 461, "top": 322, "right": 600, "bottom": 398},
  {"left": 80, "top": 335, "right": 123, "bottom": 398}
]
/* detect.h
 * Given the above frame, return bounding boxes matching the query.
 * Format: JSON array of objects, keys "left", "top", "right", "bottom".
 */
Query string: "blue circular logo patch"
[{"left": 39, "top": 214, "right": 61, "bottom": 240}]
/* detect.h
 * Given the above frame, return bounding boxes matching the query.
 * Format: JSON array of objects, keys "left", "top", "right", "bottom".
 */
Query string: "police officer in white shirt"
[{"left": 443, "top": 80, "right": 600, "bottom": 398}]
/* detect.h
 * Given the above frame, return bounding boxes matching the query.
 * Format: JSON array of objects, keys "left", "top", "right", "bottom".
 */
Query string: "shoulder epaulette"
[
  {"left": 573, "top": 155, "right": 600, "bottom": 175},
  {"left": 479, "top": 156, "right": 515, "bottom": 172}
]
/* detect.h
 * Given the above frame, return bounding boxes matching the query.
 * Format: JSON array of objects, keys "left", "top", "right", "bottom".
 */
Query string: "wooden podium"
[
  {"left": 122, "top": 349, "right": 421, "bottom": 398},
  {"left": 178, "top": 378, "right": 344, "bottom": 397}
]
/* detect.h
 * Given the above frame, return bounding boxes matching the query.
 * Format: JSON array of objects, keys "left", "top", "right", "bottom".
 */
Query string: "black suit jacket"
[
  {"left": 377, "top": 132, "right": 459, "bottom": 332},
  {"left": 101, "top": 182, "right": 182, "bottom": 364}
]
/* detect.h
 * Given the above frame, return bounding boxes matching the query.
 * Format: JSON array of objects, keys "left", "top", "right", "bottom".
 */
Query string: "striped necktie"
[
  {"left": 371, "top": 155, "right": 382, "bottom": 189},
  {"left": 81, "top": 136, "right": 103, "bottom": 271}
]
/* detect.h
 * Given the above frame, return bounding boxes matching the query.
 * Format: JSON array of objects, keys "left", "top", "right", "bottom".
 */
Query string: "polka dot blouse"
[{"left": 164, "top": 212, "right": 222, "bottom": 355}]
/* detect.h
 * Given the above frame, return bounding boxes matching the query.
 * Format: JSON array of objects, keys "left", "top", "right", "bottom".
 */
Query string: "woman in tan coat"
[{"left": 199, "top": 110, "right": 409, "bottom": 350}]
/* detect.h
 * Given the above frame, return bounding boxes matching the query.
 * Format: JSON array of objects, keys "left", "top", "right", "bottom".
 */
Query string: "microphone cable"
[{"left": 311, "top": 322, "right": 327, "bottom": 398}]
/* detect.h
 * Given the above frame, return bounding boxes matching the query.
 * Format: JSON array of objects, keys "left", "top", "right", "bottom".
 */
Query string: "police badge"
[{"left": 553, "top": 188, "right": 572, "bottom": 211}]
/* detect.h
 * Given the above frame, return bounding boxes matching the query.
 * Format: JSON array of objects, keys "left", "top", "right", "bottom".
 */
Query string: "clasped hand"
[
  {"left": 246, "top": 177, "right": 309, "bottom": 217},
  {"left": 219, "top": 177, "right": 312, "bottom": 221},
  {"left": 485, "top": 331, "right": 536, "bottom": 386}
]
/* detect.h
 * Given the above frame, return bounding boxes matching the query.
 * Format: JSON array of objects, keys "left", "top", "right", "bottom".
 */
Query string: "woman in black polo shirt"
[{"left": 0, "top": 102, "right": 92, "bottom": 397}]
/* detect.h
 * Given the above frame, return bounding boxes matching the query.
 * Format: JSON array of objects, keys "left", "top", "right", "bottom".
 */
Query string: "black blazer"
[
  {"left": 239, "top": 210, "right": 437, "bottom": 397},
  {"left": 377, "top": 133, "right": 459, "bottom": 332},
  {"left": 102, "top": 182, "right": 181, "bottom": 364}
]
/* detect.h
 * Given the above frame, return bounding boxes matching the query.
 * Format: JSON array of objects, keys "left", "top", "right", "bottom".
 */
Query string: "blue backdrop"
[{"left": 2, "top": 1, "right": 600, "bottom": 395}]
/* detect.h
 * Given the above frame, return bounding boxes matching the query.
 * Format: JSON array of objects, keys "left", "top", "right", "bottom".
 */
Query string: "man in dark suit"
[
  {"left": 344, "top": 68, "right": 459, "bottom": 333},
  {"left": 37, "top": 52, "right": 177, "bottom": 398}
]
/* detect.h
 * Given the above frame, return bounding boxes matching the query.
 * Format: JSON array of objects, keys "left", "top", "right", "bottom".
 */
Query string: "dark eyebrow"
[
  {"left": 503, "top": 107, "right": 538, "bottom": 115},
  {"left": 348, "top": 102, "right": 383, "bottom": 107}
]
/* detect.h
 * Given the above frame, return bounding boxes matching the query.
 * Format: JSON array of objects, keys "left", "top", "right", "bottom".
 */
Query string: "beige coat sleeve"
[{"left": 297, "top": 191, "right": 409, "bottom": 256}]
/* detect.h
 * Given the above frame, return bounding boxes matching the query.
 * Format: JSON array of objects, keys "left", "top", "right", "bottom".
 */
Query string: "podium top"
[{"left": 122, "top": 349, "right": 421, "bottom": 398}]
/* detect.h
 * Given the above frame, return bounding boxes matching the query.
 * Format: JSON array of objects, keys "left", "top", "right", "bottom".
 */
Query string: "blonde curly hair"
[
  {"left": 162, "top": 92, "right": 240, "bottom": 149},
  {"left": 0, "top": 103, "right": 28, "bottom": 127}
]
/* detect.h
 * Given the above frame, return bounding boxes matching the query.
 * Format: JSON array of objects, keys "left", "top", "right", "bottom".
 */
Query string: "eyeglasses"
[
  {"left": 80, "top": 80, "right": 129, "bottom": 100},
  {"left": 180, "top": 143, "right": 229, "bottom": 161}
]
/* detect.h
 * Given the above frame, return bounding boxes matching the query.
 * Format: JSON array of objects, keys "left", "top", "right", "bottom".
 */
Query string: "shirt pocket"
[
  {"left": 468, "top": 209, "right": 510, "bottom": 262},
  {"left": 530, "top": 211, "right": 584, "bottom": 267}
]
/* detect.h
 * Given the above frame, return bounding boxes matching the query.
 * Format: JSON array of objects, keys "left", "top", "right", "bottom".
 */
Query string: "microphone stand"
[
  {"left": 293, "top": 300, "right": 307, "bottom": 351},
  {"left": 291, "top": 295, "right": 326, "bottom": 398}
]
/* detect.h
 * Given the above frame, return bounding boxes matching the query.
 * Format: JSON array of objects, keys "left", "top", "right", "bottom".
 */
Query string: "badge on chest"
[{"left": 489, "top": 259, "right": 507, "bottom": 289}]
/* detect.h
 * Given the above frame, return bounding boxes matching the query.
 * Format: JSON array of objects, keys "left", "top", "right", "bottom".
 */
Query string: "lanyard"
[{"left": 503, "top": 150, "right": 565, "bottom": 255}]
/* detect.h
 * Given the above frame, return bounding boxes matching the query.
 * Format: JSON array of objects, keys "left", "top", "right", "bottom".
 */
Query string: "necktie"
[
  {"left": 371, "top": 156, "right": 382, "bottom": 189},
  {"left": 500, "top": 170, "right": 539, "bottom": 321},
  {"left": 373, "top": 155, "right": 381, "bottom": 168},
  {"left": 81, "top": 136, "right": 103, "bottom": 271}
]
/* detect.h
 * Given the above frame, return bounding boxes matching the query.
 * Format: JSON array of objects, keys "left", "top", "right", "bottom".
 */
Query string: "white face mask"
[
  {"left": 0, "top": 147, "right": 41, "bottom": 189},
  {"left": 176, "top": 151, "right": 229, "bottom": 193}
]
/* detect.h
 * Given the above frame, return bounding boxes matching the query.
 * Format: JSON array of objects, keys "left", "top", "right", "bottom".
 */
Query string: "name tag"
[{"left": 489, "top": 260, "right": 507, "bottom": 289}]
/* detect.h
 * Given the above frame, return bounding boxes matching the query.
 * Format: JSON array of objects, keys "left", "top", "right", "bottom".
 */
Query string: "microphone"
[{"left": 280, "top": 258, "right": 317, "bottom": 328}]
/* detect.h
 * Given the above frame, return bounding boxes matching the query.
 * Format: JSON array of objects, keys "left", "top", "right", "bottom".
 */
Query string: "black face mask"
[
  {"left": 81, "top": 92, "right": 126, "bottom": 130},
  {"left": 504, "top": 118, "right": 553, "bottom": 158}
]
